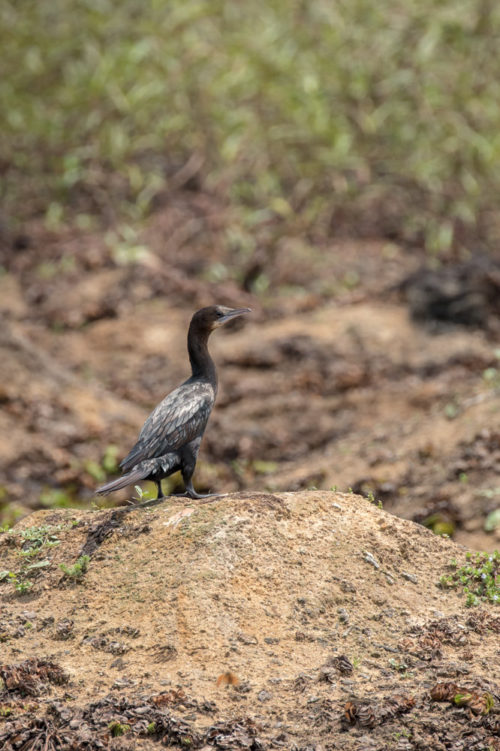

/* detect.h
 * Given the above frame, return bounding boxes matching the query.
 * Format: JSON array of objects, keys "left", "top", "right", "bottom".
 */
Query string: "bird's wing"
[{"left": 120, "top": 381, "right": 215, "bottom": 471}]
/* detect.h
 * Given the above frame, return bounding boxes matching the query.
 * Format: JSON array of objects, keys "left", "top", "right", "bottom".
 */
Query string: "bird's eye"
[{"left": 216, "top": 310, "right": 224, "bottom": 317}]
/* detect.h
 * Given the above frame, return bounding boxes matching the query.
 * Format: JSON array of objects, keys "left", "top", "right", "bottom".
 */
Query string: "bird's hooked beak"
[
  {"left": 214, "top": 307, "right": 251, "bottom": 327},
  {"left": 220, "top": 307, "right": 251, "bottom": 323}
]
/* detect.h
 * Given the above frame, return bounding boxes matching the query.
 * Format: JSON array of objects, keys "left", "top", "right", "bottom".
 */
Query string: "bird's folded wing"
[{"left": 120, "top": 381, "right": 214, "bottom": 471}]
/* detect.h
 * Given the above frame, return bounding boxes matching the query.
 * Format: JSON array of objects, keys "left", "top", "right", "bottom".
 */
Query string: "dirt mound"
[
  {"left": 2, "top": 214, "right": 500, "bottom": 552},
  {"left": 1, "top": 491, "right": 499, "bottom": 749}
]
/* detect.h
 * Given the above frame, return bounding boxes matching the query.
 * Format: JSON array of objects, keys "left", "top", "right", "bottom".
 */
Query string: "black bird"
[{"left": 96, "top": 305, "right": 251, "bottom": 502}]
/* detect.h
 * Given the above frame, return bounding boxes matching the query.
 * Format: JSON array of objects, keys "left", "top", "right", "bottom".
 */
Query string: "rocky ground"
[{"left": 1, "top": 491, "right": 499, "bottom": 750}]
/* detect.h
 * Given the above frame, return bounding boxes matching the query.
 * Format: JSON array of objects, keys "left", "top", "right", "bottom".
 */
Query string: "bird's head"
[{"left": 192, "top": 305, "right": 251, "bottom": 332}]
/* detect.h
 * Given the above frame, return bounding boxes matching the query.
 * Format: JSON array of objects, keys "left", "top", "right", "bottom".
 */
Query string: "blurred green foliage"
[{"left": 2, "top": 0, "right": 500, "bottom": 249}]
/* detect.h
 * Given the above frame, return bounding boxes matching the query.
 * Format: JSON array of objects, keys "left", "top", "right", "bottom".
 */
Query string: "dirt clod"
[{"left": 0, "top": 658, "right": 68, "bottom": 698}]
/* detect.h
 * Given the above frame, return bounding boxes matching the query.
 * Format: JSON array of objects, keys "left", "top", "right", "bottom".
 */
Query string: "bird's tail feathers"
[{"left": 96, "top": 467, "right": 148, "bottom": 496}]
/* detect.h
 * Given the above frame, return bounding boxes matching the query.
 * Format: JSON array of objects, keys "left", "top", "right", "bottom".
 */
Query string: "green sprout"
[
  {"left": 60, "top": 555, "right": 90, "bottom": 579},
  {"left": 439, "top": 551, "right": 500, "bottom": 606}
]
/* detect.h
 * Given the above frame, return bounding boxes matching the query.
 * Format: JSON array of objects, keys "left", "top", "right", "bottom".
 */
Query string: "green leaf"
[
  {"left": 484, "top": 508, "right": 500, "bottom": 532},
  {"left": 26, "top": 560, "right": 51, "bottom": 570}
]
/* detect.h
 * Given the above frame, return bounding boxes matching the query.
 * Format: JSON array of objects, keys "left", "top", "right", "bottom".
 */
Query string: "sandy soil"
[{"left": 1, "top": 491, "right": 499, "bottom": 749}]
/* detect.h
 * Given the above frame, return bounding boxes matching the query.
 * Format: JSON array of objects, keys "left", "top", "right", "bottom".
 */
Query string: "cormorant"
[{"left": 96, "top": 305, "right": 251, "bottom": 503}]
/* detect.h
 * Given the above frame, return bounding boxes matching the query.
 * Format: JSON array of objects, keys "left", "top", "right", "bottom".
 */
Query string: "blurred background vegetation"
[{"left": 2, "top": 0, "right": 500, "bottom": 253}]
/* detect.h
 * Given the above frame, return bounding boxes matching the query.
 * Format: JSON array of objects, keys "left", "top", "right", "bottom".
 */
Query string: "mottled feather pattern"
[
  {"left": 120, "top": 380, "right": 215, "bottom": 472},
  {"left": 139, "top": 453, "right": 179, "bottom": 476}
]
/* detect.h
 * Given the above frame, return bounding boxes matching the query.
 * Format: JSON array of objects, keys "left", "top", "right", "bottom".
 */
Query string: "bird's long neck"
[{"left": 187, "top": 322, "right": 217, "bottom": 387}]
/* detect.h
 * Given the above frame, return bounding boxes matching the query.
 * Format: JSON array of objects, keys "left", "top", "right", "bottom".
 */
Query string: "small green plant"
[
  {"left": 19, "top": 524, "right": 62, "bottom": 548},
  {"left": 453, "top": 691, "right": 474, "bottom": 707},
  {"left": 439, "top": 550, "right": 500, "bottom": 605},
  {"left": 59, "top": 555, "right": 90, "bottom": 579},
  {"left": 388, "top": 657, "right": 409, "bottom": 673},
  {"left": 366, "top": 490, "right": 383, "bottom": 509},
  {"left": 14, "top": 577, "right": 33, "bottom": 594},
  {"left": 131, "top": 482, "right": 163, "bottom": 502},
  {"left": 1, "top": 570, "right": 33, "bottom": 594},
  {"left": 14, "top": 525, "right": 62, "bottom": 562},
  {"left": 26, "top": 559, "right": 51, "bottom": 571},
  {"left": 108, "top": 721, "right": 131, "bottom": 737},
  {"left": 465, "top": 592, "right": 479, "bottom": 607},
  {"left": 19, "top": 546, "right": 41, "bottom": 559},
  {"left": 134, "top": 485, "right": 147, "bottom": 501},
  {"left": 0, "top": 524, "right": 66, "bottom": 595},
  {"left": 393, "top": 729, "right": 412, "bottom": 741},
  {"left": 147, "top": 722, "right": 156, "bottom": 734}
]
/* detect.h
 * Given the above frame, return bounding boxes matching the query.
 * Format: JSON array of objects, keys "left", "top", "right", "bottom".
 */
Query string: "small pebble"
[
  {"left": 363, "top": 551, "right": 380, "bottom": 569},
  {"left": 338, "top": 608, "right": 349, "bottom": 623},
  {"left": 21, "top": 610, "right": 37, "bottom": 620},
  {"left": 402, "top": 572, "right": 418, "bottom": 583}
]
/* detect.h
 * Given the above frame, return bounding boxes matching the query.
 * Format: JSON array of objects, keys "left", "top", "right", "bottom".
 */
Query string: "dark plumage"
[{"left": 96, "top": 305, "right": 251, "bottom": 502}]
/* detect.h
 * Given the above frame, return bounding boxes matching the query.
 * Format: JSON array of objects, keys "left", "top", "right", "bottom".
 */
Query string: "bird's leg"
[
  {"left": 156, "top": 480, "right": 165, "bottom": 500},
  {"left": 178, "top": 453, "right": 224, "bottom": 501}
]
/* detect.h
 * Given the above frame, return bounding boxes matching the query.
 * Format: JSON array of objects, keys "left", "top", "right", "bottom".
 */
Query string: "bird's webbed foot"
[{"left": 178, "top": 483, "right": 226, "bottom": 503}]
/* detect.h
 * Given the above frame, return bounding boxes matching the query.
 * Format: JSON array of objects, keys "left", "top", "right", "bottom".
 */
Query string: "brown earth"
[
  {"left": 1, "top": 200, "right": 500, "bottom": 551},
  {"left": 1, "top": 491, "right": 499, "bottom": 750},
  {"left": 1, "top": 194, "right": 500, "bottom": 748}
]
